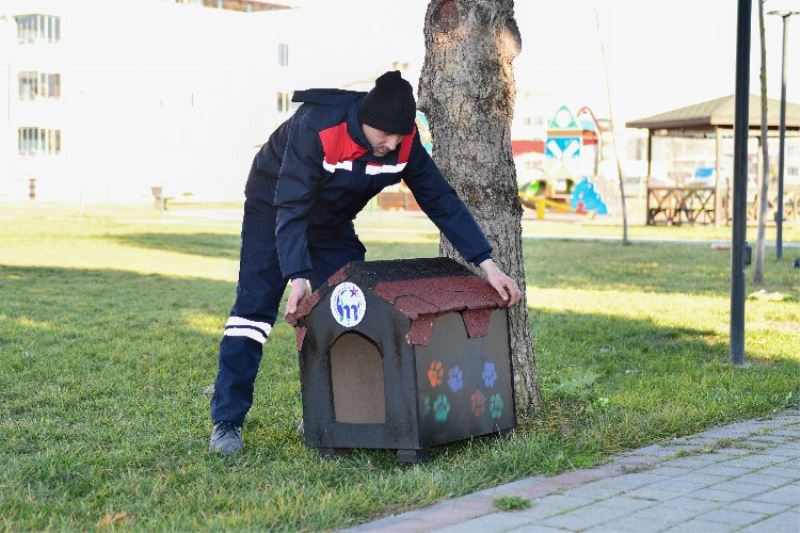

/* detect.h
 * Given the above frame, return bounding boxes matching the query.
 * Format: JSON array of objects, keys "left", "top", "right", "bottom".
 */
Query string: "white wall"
[
  {"left": 0, "top": 13, "right": 14, "bottom": 197},
  {"left": 0, "top": 0, "right": 296, "bottom": 202},
  {"left": 0, "top": 0, "right": 429, "bottom": 202}
]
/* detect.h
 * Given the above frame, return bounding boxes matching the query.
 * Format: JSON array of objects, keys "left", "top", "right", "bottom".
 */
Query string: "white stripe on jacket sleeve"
[
  {"left": 223, "top": 328, "right": 267, "bottom": 344},
  {"left": 322, "top": 160, "right": 353, "bottom": 173},
  {"left": 225, "top": 316, "right": 272, "bottom": 337},
  {"left": 365, "top": 162, "right": 407, "bottom": 175}
]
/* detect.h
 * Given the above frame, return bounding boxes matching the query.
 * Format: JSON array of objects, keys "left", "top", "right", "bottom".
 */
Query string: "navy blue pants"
[{"left": 210, "top": 165, "right": 366, "bottom": 425}]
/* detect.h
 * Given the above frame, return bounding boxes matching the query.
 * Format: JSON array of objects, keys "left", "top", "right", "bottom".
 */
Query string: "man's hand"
[
  {"left": 479, "top": 259, "right": 521, "bottom": 307},
  {"left": 285, "top": 278, "right": 311, "bottom": 321}
]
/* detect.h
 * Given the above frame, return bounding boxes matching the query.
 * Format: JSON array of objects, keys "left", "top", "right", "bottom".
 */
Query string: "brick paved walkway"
[{"left": 347, "top": 408, "right": 800, "bottom": 532}]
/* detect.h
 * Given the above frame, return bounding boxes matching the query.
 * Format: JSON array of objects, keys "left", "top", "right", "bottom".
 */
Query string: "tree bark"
[
  {"left": 419, "top": 0, "right": 541, "bottom": 414},
  {"left": 754, "top": 0, "right": 770, "bottom": 284}
]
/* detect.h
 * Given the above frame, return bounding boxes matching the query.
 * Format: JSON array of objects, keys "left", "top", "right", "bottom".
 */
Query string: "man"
[{"left": 210, "top": 71, "right": 521, "bottom": 455}]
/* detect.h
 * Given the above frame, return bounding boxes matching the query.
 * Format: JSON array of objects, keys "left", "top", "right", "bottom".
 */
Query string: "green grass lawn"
[{"left": 1, "top": 204, "right": 798, "bottom": 531}]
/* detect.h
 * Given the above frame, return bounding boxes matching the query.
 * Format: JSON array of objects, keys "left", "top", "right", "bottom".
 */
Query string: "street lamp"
[
  {"left": 730, "top": 0, "right": 752, "bottom": 366},
  {"left": 768, "top": 9, "right": 799, "bottom": 260}
]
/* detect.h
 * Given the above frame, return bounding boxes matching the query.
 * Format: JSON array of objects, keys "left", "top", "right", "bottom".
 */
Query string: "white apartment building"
[
  {"left": 0, "top": 0, "right": 430, "bottom": 203},
  {"left": 0, "top": 0, "right": 312, "bottom": 202}
]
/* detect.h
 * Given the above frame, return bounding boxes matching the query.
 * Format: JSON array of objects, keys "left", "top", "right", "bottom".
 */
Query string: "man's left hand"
[
  {"left": 285, "top": 277, "right": 311, "bottom": 323},
  {"left": 479, "top": 259, "right": 521, "bottom": 307}
]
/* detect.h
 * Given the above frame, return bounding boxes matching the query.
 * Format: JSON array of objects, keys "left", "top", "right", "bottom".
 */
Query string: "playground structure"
[
  {"left": 518, "top": 192, "right": 596, "bottom": 221},
  {"left": 376, "top": 106, "right": 616, "bottom": 220},
  {"left": 515, "top": 105, "right": 612, "bottom": 220}
]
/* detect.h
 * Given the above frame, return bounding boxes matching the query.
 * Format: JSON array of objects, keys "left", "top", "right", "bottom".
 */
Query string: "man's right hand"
[
  {"left": 285, "top": 278, "right": 311, "bottom": 321},
  {"left": 479, "top": 258, "right": 521, "bottom": 307}
]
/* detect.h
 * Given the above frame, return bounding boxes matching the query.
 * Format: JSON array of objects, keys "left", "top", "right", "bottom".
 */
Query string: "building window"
[
  {"left": 18, "top": 72, "right": 61, "bottom": 100},
  {"left": 44, "top": 73, "right": 61, "bottom": 98},
  {"left": 19, "top": 72, "right": 37, "bottom": 100},
  {"left": 277, "top": 92, "right": 291, "bottom": 113},
  {"left": 788, "top": 166, "right": 799, "bottom": 177},
  {"left": 522, "top": 116, "right": 545, "bottom": 127},
  {"left": 278, "top": 43, "right": 289, "bottom": 66},
  {"left": 18, "top": 127, "right": 62, "bottom": 156},
  {"left": 15, "top": 15, "right": 61, "bottom": 44}
]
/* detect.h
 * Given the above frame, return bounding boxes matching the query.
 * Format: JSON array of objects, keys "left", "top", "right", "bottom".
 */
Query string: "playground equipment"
[
  {"left": 519, "top": 192, "right": 595, "bottom": 220},
  {"left": 517, "top": 104, "right": 612, "bottom": 220},
  {"left": 519, "top": 176, "right": 609, "bottom": 220},
  {"left": 570, "top": 177, "right": 608, "bottom": 215},
  {"left": 519, "top": 187, "right": 605, "bottom": 220}
]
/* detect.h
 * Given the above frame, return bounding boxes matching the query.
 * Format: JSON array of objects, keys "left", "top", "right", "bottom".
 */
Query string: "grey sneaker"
[{"left": 209, "top": 421, "right": 243, "bottom": 455}]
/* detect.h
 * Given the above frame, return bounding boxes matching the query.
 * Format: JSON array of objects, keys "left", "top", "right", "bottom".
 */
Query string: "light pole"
[
  {"left": 730, "top": 0, "right": 752, "bottom": 366},
  {"left": 768, "top": 9, "right": 799, "bottom": 260}
]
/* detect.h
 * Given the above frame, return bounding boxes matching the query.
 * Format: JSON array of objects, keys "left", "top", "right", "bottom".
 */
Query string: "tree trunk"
[
  {"left": 419, "top": 0, "right": 541, "bottom": 415},
  {"left": 754, "top": 0, "right": 770, "bottom": 284}
]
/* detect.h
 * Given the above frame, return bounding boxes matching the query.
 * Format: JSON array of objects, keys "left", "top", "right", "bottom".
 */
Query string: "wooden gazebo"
[{"left": 626, "top": 94, "right": 800, "bottom": 226}]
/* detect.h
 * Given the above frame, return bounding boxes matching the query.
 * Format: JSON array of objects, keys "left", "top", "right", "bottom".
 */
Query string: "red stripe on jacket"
[
  {"left": 318, "top": 122, "right": 368, "bottom": 165},
  {"left": 397, "top": 126, "right": 417, "bottom": 164}
]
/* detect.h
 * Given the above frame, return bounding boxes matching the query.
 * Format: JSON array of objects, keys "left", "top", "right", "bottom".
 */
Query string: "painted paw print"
[
  {"left": 447, "top": 366, "right": 464, "bottom": 392},
  {"left": 482, "top": 362, "right": 497, "bottom": 388},
  {"left": 433, "top": 394, "right": 450, "bottom": 422},
  {"left": 428, "top": 360, "right": 444, "bottom": 388},
  {"left": 489, "top": 393, "right": 504, "bottom": 419},
  {"left": 470, "top": 390, "right": 486, "bottom": 416},
  {"left": 422, "top": 395, "right": 431, "bottom": 417}
]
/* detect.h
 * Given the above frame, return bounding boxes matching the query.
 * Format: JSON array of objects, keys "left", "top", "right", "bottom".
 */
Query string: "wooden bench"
[{"left": 647, "top": 186, "right": 716, "bottom": 225}]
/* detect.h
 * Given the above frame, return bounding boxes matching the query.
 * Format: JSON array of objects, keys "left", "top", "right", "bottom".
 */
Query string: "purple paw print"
[
  {"left": 447, "top": 366, "right": 464, "bottom": 392},
  {"left": 482, "top": 362, "right": 497, "bottom": 388}
]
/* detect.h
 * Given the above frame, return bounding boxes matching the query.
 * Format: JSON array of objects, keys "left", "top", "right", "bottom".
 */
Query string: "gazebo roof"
[{"left": 626, "top": 94, "right": 800, "bottom": 132}]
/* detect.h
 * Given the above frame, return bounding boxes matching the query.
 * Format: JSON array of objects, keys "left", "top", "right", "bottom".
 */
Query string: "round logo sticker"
[{"left": 330, "top": 282, "right": 366, "bottom": 328}]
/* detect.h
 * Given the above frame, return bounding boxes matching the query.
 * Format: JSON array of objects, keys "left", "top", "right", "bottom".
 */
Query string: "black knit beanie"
[{"left": 358, "top": 71, "right": 417, "bottom": 135}]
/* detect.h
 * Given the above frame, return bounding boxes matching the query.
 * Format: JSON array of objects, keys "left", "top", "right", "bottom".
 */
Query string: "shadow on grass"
[
  {"left": 2, "top": 263, "right": 796, "bottom": 529},
  {"left": 110, "top": 232, "right": 242, "bottom": 260}
]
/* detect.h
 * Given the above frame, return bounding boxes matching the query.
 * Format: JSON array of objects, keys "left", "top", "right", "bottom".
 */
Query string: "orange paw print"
[
  {"left": 471, "top": 390, "right": 486, "bottom": 416},
  {"left": 427, "top": 360, "right": 444, "bottom": 388}
]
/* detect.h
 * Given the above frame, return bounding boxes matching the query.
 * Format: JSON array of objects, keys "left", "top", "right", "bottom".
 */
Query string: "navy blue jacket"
[{"left": 249, "top": 89, "right": 492, "bottom": 280}]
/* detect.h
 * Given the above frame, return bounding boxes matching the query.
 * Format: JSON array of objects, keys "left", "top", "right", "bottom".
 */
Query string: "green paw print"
[
  {"left": 433, "top": 394, "right": 451, "bottom": 422},
  {"left": 489, "top": 394, "right": 504, "bottom": 419},
  {"left": 422, "top": 395, "right": 431, "bottom": 417}
]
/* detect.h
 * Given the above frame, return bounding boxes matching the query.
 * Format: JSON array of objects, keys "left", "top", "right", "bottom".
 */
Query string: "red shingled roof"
[
  {"left": 288, "top": 258, "right": 507, "bottom": 347},
  {"left": 374, "top": 276, "right": 504, "bottom": 344}
]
